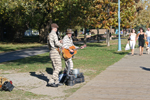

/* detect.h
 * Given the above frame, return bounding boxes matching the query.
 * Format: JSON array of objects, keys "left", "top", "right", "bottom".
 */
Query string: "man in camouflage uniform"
[
  {"left": 47, "top": 23, "right": 63, "bottom": 87},
  {"left": 63, "top": 29, "right": 85, "bottom": 71},
  {"left": 63, "top": 29, "right": 77, "bottom": 71}
]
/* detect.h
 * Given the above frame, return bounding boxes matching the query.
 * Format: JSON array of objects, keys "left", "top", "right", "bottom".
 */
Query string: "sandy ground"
[{"left": 0, "top": 70, "right": 88, "bottom": 99}]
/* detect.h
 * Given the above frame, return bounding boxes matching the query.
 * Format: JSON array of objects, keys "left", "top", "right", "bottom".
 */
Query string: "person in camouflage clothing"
[{"left": 47, "top": 23, "right": 63, "bottom": 87}]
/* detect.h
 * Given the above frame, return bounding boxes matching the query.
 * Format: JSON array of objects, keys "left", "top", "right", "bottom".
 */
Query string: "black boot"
[
  {"left": 46, "top": 83, "right": 58, "bottom": 87},
  {"left": 57, "top": 83, "right": 63, "bottom": 86}
]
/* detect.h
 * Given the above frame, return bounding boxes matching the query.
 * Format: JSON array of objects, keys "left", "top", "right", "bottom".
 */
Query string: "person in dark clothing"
[{"left": 136, "top": 28, "right": 146, "bottom": 56}]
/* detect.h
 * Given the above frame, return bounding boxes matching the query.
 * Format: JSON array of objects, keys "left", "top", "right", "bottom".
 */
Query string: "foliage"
[
  {"left": 132, "top": 0, "right": 150, "bottom": 28},
  {"left": 0, "top": 0, "right": 65, "bottom": 41},
  {"left": 0, "top": 0, "right": 149, "bottom": 42},
  {"left": 91, "top": 0, "right": 137, "bottom": 29}
]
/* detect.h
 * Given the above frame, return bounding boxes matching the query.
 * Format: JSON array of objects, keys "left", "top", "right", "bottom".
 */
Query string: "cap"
[
  {"left": 66, "top": 29, "right": 74, "bottom": 34},
  {"left": 51, "top": 23, "right": 59, "bottom": 28}
]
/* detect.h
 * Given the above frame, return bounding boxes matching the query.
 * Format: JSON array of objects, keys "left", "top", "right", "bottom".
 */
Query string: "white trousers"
[{"left": 130, "top": 41, "right": 136, "bottom": 49}]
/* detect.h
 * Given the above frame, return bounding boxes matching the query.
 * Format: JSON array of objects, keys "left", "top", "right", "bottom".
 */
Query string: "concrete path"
[
  {"left": 0, "top": 45, "right": 49, "bottom": 63},
  {"left": 66, "top": 48, "right": 150, "bottom": 100}
]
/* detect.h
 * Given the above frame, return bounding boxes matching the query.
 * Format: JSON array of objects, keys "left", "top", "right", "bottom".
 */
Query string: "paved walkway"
[
  {"left": 0, "top": 45, "right": 49, "bottom": 63},
  {"left": 66, "top": 48, "right": 150, "bottom": 100}
]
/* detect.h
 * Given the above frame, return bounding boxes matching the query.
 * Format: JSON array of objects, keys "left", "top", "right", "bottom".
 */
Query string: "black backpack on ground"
[
  {"left": 2, "top": 81, "right": 14, "bottom": 92},
  {"left": 59, "top": 69, "right": 85, "bottom": 86}
]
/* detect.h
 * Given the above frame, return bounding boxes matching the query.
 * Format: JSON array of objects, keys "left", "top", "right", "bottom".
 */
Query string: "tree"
[
  {"left": 132, "top": 0, "right": 150, "bottom": 29},
  {"left": 0, "top": 0, "right": 23, "bottom": 41},
  {"left": 76, "top": 0, "right": 94, "bottom": 44},
  {"left": 92, "top": 0, "right": 137, "bottom": 46},
  {"left": 0, "top": 0, "right": 65, "bottom": 42}
]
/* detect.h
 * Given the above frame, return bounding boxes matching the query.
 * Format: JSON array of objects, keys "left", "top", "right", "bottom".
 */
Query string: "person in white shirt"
[
  {"left": 128, "top": 29, "right": 136, "bottom": 56},
  {"left": 145, "top": 28, "right": 150, "bottom": 53}
]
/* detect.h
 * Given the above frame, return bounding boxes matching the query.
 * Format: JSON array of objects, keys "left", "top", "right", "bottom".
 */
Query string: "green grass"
[
  {"left": 0, "top": 39, "right": 129, "bottom": 73},
  {"left": 0, "top": 39, "right": 130, "bottom": 99},
  {"left": 0, "top": 53, "right": 52, "bottom": 72},
  {"left": 0, "top": 89, "right": 51, "bottom": 100},
  {"left": 0, "top": 42, "right": 44, "bottom": 53}
]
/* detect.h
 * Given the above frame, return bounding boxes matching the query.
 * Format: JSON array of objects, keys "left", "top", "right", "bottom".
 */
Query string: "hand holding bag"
[
  {"left": 128, "top": 37, "right": 130, "bottom": 41},
  {"left": 125, "top": 43, "right": 130, "bottom": 50}
]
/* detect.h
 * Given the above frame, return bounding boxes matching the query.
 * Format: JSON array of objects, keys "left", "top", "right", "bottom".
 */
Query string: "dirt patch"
[
  {"left": 0, "top": 70, "right": 18, "bottom": 74},
  {"left": 1, "top": 71, "right": 88, "bottom": 99}
]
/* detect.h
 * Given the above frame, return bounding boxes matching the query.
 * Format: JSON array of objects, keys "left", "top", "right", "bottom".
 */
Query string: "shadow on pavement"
[
  {"left": 0, "top": 46, "right": 49, "bottom": 63},
  {"left": 86, "top": 43, "right": 106, "bottom": 47},
  {"left": 9, "top": 55, "right": 51, "bottom": 65},
  {"left": 0, "top": 47, "right": 15, "bottom": 52},
  {"left": 29, "top": 68, "right": 63, "bottom": 83},
  {"left": 29, "top": 72, "right": 49, "bottom": 83},
  {"left": 140, "top": 66, "right": 150, "bottom": 71},
  {"left": 126, "top": 53, "right": 139, "bottom": 56}
]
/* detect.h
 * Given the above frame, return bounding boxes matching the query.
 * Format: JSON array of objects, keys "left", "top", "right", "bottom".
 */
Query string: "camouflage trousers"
[
  {"left": 49, "top": 49, "right": 62, "bottom": 84},
  {"left": 65, "top": 57, "right": 73, "bottom": 71}
]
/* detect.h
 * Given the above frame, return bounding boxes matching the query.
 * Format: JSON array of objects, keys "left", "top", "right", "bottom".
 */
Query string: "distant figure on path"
[
  {"left": 136, "top": 28, "right": 146, "bottom": 56},
  {"left": 145, "top": 28, "right": 150, "bottom": 54},
  {"left": 128, "top": 29, "right": 136, "bottom": 56}
]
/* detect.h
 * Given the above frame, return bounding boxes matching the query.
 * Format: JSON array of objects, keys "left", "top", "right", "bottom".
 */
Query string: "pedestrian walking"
[
  {"left": 145, "top": 28, "right": 150, "bottom": 54},
  {"left": 128, "top": 29, "right": 136, "bottom": 56},
  {"left": 136, "top": 28, "right": 146, "bottom": 56}
]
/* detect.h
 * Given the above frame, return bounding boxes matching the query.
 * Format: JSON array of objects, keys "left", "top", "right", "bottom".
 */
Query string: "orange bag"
[{"left": 145, "top": 41, "right": 148, "bottom": 45}]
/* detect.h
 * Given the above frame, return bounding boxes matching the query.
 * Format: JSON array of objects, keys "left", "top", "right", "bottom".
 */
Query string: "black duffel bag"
[{"left": 2, "top": 81, "right": 14, "bottom": 92}]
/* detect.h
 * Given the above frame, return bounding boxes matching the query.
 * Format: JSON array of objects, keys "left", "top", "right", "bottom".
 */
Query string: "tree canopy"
[{"left": 0, "top": 0, "right": 149, "bottom": 42}]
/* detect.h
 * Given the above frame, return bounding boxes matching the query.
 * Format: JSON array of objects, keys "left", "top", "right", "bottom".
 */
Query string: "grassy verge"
[
  {"left": 0, "top": 39, "right": 130, "bottom": 99},
  {"left": 0, "top": 42, "right": 44, "bottom": 53},
  {"left": 0, "top": 90, "right": 51, "bottom": 100}
]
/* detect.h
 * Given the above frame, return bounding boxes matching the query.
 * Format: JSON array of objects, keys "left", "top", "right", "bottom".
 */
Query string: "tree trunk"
[
  {"left": 84, "top": 27, "right": 87, "bottom": 44},
  {"left": 0, "top": 25, "right": 3, "bottom": 41},
  {"left": 123, "top": 29, "right": 126, "bottom": 37},
  {"left": 106, "top": 29, "right": 107, "bottom": 43},
  {"left": 146, "top": 21, "right": 149, "bottom": 28},
  {"left": 0, "top": 19, "right": 4, "bottom": 41},
  {"left": 110, "top": 26, "right": 112, "bottom": 40},
  {"left": 39, "top": 19, "right": 52, "bottom": 43},
  {"left": 106, "top": 29, "right": 110, "bottom": 46},
  {"left": 130, "top": 25, "right": 132, "bottom": 33},
  {"left": 97, "top": 27, "right": 100, "bottom": 42}
]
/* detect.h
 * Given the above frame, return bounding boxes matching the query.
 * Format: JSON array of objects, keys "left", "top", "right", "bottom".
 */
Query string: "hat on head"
[
  {"left": 51, "top": 23, "right": 59, "bottom": 28},
  {"left": 66, "top": 29, "right": 74, "bottom": 34}
]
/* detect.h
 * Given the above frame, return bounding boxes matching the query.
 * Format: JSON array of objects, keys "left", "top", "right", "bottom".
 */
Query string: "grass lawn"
[
  {"left": 0, "top": 39, "right": 130, "bottom": 99},
  {"left": 0, "top": 42, "right": 44, "bottom": 53}
]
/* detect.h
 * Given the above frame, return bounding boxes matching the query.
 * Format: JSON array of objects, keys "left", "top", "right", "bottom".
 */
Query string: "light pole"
[
  {"left": 118, "top": 0, "right": 121, "bottom": 51},
  {"left": 106, "top": 3, "right": 110, "bottom": 47}
]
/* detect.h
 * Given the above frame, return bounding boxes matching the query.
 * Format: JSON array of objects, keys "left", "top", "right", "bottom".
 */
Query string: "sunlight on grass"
[
  {"left": 0, "top": 42, "right": 44, "bottom": 53},
  {"left": 0, "top": 39, "right": 130, "bottom": 99},
  {"left": 0, "top": 39, "right": 129, "bottom": 76}
]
